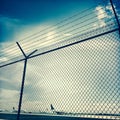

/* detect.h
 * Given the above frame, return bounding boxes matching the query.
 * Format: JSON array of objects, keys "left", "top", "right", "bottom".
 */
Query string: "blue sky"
[
  {"left": 0, "top": 0, "right": 120, "bottom": 43},
  {"left": 0, "top": 0, "right": 98, "bottom": 24},
  {"left": 0, "top": 0, "right": 101, "bottom": 42},
  {"left": 0, "top": 0, "right": 109, "bottom": 60}
]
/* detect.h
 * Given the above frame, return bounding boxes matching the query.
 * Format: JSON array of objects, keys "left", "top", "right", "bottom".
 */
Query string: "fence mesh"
[
  {"left": 21, "top": 31, "right": 120, "bottom": 119},
  {"left": 0, "top": 0, "right": 120, "bottom": 120}
]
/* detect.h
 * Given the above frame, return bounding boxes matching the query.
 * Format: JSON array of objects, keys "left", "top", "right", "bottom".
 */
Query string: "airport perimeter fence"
[{"left": 0, "top": 0, "right": 120, "bottom": 120}]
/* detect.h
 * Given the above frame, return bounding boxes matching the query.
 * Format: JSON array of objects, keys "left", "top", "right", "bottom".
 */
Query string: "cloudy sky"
[
  {"left": 0, "top": 0, "right": 120, "bottom": 116},
  {"left": 0, "top": 0, "right": 99, "bottom": 42},
  {"left": 0, "top": 0, "right": 103, "bottom": 62},
  {"left": 0, "top": 0, "right": 119, "bottom": 63}
]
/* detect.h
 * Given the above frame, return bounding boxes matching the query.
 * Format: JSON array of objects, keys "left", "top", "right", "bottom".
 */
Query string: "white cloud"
[
  {"left": 95, "top": 6, "right": 107, "bottom": 20},
  {"left": 0, "top": 22, "right": 57, "bottom": 62},
  {"left": 0, "top": 61, "right": 24, "bottom": 87},
  {"left": 0, "top": 43, "right": 23, "bottom": 60},
  {"left": 93, "top": 20, "right": 106, "bottom": 29},
  {"left": 94, "top": 4, "right": 116, "bottom": 29},
  {"left": 94, "top": 6, "right": 107, "bottom": 28},
  {"left": 63, "top": 33, "right": 72, "bottom": 36},
  {"left": 46, "top": 31, "right": 56, "bottom": 40},
  {"left": 0, "top": 88, "right": 19, "bottom": 111},
  {"left": 106, "top": 5, "right": 113, "bottom": 12},
  {"left": 0, "top": 88, "right": 18, "bottom": 99},
  {"left": 0, "top": 57, "right": 8, "bottom": 62}
]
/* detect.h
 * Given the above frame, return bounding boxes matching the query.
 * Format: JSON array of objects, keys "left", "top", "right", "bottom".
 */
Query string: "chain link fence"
[
  {"left": 0, "top": 0, "right": 120, "bottom": 120},
  {"left": 20, "top": 30, "right": 120, "bottom": 120}
]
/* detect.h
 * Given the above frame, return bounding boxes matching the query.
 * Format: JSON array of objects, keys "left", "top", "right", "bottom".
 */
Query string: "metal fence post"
[
  {"left": 17, "top": 58, "right": 27, "bottom": 120},
  {"left": 110, "top": 0, "right": 120, "bottom": 35},
  {"left": 16, "top": 42, "right": 37, "bottom": 120}
]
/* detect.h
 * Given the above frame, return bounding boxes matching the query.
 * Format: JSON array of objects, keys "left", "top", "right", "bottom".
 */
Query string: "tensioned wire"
[
  {"left": 0, "top": 17, "right": 117, "bottom": 60},
  {"left": 0, "top": 17, "right": 117, "bottom": 64},
  {"left": 0, "top": 22, "right": 118, "bottom": 67},
  {"left": 0, "top": 9, "right": 115, "bottom": 57},
  {"left": 0, "top": 27, "right": 119, "bottom": 68},
  {"left": 1, "top": 0, "right": 119, "bottom": 54},
  {"left": 0, "top": 14, "right": 117, "bottom": 59},
  {"left": 21, "top": 16, "right": 116, "bottom": 50},
  {"left": 0, "top": 2, "right": 119, "bottom": 63},
  {"left": 0, "top": 6, "right": 97, "bottom": 52},
  {"left": 0, "top": 2, "right": 110, "bottom": 53}
]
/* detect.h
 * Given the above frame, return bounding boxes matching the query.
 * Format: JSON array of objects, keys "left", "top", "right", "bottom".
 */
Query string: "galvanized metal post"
[
  {"left": 16, "top": 42, "right": 37, "bottom": 120},
  {"left": 110, "top": 0, "right": 120, "bottom": 35},
  {"left": 17, "top": 58, "right": 27, "bottom": 120}
]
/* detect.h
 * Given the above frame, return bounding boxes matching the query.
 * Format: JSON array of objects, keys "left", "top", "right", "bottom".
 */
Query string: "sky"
[
  {"left": 0, "top": 0, "right": 119, "bottom": 61},
  {"left": 0, "top": 0, "right": 119, "bottom": 43},
  {"left": 0, "top": 0, "right": 120, "bottom": 117},
  {"left": 0, "top": 0, "right": 99, "bottom": 42}
]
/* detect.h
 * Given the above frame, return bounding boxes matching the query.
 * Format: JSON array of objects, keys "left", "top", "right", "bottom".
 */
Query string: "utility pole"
[{"left": 16, "top": 42, "right": 37, "bottom": 120}]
